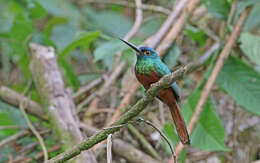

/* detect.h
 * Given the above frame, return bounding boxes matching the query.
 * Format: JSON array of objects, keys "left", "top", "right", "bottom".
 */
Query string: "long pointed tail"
[{"left": 168, "top": 101, "right": 190, "bottom": 144}]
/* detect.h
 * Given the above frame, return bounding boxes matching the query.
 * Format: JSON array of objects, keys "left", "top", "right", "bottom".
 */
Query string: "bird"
[{"left": 120, "top": 39, "right": 190, "bottom": 144}]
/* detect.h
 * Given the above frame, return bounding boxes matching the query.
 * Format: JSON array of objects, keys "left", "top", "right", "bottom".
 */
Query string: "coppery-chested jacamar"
[{"left": 120, "top": 39, "right": 190, "bottom": 144}]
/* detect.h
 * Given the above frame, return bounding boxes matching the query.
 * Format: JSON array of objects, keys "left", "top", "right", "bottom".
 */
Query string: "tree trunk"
[{"left": 29, "top": 43, "right": 97, "bottom": 163}]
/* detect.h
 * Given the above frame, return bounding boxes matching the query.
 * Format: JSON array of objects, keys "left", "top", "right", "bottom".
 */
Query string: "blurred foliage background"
[{"left": 0, "top": 0, "right": 260, "bottom": 162}]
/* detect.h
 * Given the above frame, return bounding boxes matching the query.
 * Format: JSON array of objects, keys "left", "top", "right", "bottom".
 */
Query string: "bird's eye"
[{"left": 144, "top": 51, "right": 150, "bottom": 55}]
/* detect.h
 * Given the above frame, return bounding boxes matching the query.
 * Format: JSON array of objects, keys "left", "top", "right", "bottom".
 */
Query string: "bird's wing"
[{"left": 154, "top": 60, "right": 180, "bottom": 102}]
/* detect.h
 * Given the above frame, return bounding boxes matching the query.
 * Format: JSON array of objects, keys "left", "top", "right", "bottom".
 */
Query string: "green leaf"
[
  {"left": 0, "top": 112, "right": 16, "bottom": 140},
  {"left": 38, "top": 0, "right": 81, "bottom": 19},
  {"left": 94, "top": 40, "right": 122, "bottom": 62},
  {"left": 43, "top": 17, "right": 68, "bottom": 36},
  {"left": 9, "top": 14, "right": 34, "bottom": 42},
  {"left": 0, "top": 101, "right": 27, "bottom": 140},
  {"left": 0, "top": 41, "right": 11, "bottom": 83},
  {"left": 236, "top": 0, "right": 260, "bottom": 20},
  {"left": 121, "top": 48, "right": 136, "bottom": 66},
  {"left": 186, "top": 25, "right": 207, "bottom": 47},
  {"left": 82, "top": 7, "right": 133, "bottom": 37},
  {"left": 2, "top": 41, "right": 31, "bottom": 78},
  {"left": 217, "top": 57, "right": 260, "bottom": 115},
  {"left": 139, "top": 18, "right": 164, "bottom": 38},
  {"left": 244, "top": 2, "right": 260, "bottom": 30},
  {"left": 163, "top": 122, "right": 179, "bottom": 148},
  {"left": 240, "top": 32, "right": 260, "bottom": 65},
  {"left": 9, "top": 0, "right": 24, "bottom": 14},
  {"left": 163, "top": 89, "right": 228, "bottom": 151},
  {"left": 59, "top": 31, "right": 100, "bottom": 58},
  {"left": 0, "top": 1, "right": 14, "bottom": 34},
  {"left": 162, "top": 43, "right": 180, "bottom": 68},
  {"left": 58, "top": 57, "right": 80, "bottom": 90},
  {"left": 183, "top": 90, "right": 229, "bottom": 151},
  {"left": 50, "top": 23, "right": 77, "bottom": 50},
  {"left": 27, "top": 0, "right": 47, "bottom": 20},
  {"left": 204, "top": 0, "right": 230, "bottom": 20}
]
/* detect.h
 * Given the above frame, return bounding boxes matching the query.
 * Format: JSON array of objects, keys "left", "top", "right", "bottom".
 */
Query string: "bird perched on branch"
[{"left": 120, "top": 39, "right": 190, "bottom": 144}]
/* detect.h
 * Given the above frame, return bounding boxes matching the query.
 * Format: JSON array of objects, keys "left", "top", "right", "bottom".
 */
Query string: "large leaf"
[
  {"left": 94, "top": 40, "right": 122, "bottom": 62},
  {"left": 121, "top": 39, "right": 143, "bottom": 66},
  {"left": 37, "top": 0, "right": 81, "bottom": 19},
  {"left": 59, "top": 31, "right": 100, "bottom": 58},
  {"left": 0, "top": 102, "right": 27, "bottom": 140},
  {"left": 139, "top": 18, "right": 164, "bottom": 38},
  {"left": 82, "top": 7, "right": 133, "bottom": 37},
  {"left": 163, "top": 90, "right": 228, "bottom": 151},
  {"left": 217, "top": 57, "right": 260, "bottom": 115},
  {"left": 50, "top": 23, "right": 77, "bottom": 50},
  {"left": 27, "top": 0, "right": 47, "bottom": 20},
  {"left": 184, "top": 91, "right": 228, "bottom": 151},
  {"left": 0, "top": 1, "right": 14, "bottom": 34},
  {"left": 236, "top": 0, "right": 260, "bottom": 23},
  {"left": 162, "top": 43, "right": 180, "bottom": 68},
  {"left": 121, "top": 48, "right": 137, "bottom": 66},
  {"left": 240, "top": 32, "right": 260, "bottom": 65},
  {"left": 244, "top": 2, "right": 260, "bottom": 30},
  {"left": 204, "top": 0, "right": 230, "bottom": 20},
  {"left": 5, "top": 13, "right": 34, "bottom": 78},
  {"left": 186, "top": 25, "right": 207, "bottom": 47},
  {"left": 9, "top": 14, "right": 34, "bottom": 42},
  {"left": 43, "top": 17, "right": 68, "bottom": 36}
]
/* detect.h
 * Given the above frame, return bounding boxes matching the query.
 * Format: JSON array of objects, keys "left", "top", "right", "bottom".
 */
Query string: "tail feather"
[{"left": 168, "top": 101, "right": 190, "bottom": 144}]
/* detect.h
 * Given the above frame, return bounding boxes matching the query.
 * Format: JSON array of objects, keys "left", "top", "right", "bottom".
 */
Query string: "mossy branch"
[{"left": 47, "top": 43, "right": 220, "bottom": 163}]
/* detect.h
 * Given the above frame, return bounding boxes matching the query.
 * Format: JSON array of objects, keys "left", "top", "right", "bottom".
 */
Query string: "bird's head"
[{"left": 119, "top": 39, "right": 159, "bottom": 59}]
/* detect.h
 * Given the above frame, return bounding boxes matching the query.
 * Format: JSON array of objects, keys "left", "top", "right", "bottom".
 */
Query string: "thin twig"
[
  {"left": 0, "top": 125, "right": 25, "bottom": 130},
  {"left": 19, "top": 81, "right": 48, "bottom": 161},
  {"left": 13, "top": 144, "right": 61, "bottom": 163},
  {"left": 78, "top": 0, "right": 171, "bottom": 15},
  {"left": 136, "top": 118, "right": 176, "bottom": 163},
  {"left": 20, "top": 104, "right": 49, "bottom": 161},
  {"left": 106, "top": 134, "right": 113, "bottom": 163},
  {"left": 173, "top": 6, "right": 252, "bottom": 160},
  {"left": 77, "top": 93, "right": 98, "bottom": 111},
  {"left": 0, "top": 130, "right": 29, "bottom": 148},
  {"left": 127, "top": 124, "right": 161, "bottom": 160},
  {"left": 159, "top": 101, "right": 165, "bottom": 125},
  {"left": 86, "top": 108, "right": 114, "bottom": 117},
  {"left": 73, "top": 76, "right": 104, "bottom": 99},
  {"left": 227, "top": 1, "right": 238, "bottom": 26}
]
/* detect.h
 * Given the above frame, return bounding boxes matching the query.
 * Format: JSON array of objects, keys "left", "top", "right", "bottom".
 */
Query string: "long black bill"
[{"left": 119, "top": 38, "right": 141, "bottom": 54}]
